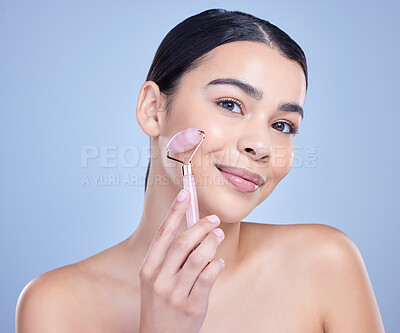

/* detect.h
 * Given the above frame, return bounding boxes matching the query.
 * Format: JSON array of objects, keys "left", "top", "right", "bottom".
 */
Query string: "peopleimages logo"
[
  {"left": 80, "top": 144, "right": 318, "bottom": 187},
  {"left": 81, "top": 145, "right": 148, "bottom": 168}
]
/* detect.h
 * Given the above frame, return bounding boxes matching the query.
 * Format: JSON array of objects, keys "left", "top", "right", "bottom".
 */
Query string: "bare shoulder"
[
  {"left": 245, "top": 222, "right": 385, "bottom": 332},
  {"left": 16, "top": 243, "right": 139, "bottom": 333},
  {"left": 242, "top": 221, "right": 351, "bottom": 255},
  {"left": 244, "top": 221, "right": 361, "bottom": 255},
  {"left": 247, "top": 221, "right": 375, "bottom": 284},
  {"left": 16, "top": 262, "right": 95, "bottom": 333}
]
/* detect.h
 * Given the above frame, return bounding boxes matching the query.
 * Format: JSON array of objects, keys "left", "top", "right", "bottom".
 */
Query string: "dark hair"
[{"left": 144, "top": 8, "right": 308, "bottom": 193}]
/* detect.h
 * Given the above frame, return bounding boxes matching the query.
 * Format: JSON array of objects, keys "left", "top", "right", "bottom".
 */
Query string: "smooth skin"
[{"left": 16, "top": 41, "right": 385, "bottom": 332}]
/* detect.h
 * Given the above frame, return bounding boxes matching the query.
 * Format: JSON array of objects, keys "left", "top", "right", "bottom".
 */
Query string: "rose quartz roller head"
[{"left": 167, "top": 128, "right": 205, "bottom": 228}]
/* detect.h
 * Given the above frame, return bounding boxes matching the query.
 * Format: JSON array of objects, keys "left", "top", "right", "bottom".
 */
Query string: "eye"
[
  {"left": 272, "top": 121, "right": 299, "bottom": 135},
  {"left": 215, "top": 97, "right": 243, "bottom": 114}
]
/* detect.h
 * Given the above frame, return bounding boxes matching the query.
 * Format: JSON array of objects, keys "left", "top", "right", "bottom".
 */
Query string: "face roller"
[{"left": 166, "top": 128, "right": 205, "bottom": 229}]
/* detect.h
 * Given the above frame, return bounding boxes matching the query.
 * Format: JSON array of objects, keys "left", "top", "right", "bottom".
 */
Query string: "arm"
[{"left": 315, "top": 227, "right": 385, "bottom": 332}]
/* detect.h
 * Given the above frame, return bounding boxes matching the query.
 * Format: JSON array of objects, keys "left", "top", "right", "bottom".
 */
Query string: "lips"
[{"left": 215, "top": 164, "right": 265, "bottom": 187}]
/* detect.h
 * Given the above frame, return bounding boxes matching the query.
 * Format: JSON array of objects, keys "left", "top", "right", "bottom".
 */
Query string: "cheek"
[
  {"left": 189, "top": 118, "right": 232, "bottom": 164},
  {"left": 270, "top": 142, "right": 295, "bottom": 181}
]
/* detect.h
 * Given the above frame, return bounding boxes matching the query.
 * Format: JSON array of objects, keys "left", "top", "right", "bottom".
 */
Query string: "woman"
[{"left": 16, "top": 8, "right": 385, "bottom": 332}]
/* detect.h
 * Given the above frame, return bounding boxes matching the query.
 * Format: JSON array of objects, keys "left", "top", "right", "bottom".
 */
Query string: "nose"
[{"left": 237, "top": 125, "right": 272, "bottom": 162}]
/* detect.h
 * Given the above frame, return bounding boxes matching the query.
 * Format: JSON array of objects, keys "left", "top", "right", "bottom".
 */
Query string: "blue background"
[{"left": 1, "top": 0, "right": 399, "bottom": 331}]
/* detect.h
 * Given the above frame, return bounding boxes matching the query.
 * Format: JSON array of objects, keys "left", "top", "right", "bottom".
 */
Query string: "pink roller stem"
[{"left": 183, "top": 174, "right": 199, "bottom": 228}]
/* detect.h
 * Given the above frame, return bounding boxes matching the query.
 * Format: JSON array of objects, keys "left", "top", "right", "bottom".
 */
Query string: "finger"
[
  {"left": 175, "top": 227, "right": 224, "bottom": 297},
  {"left": 158, "top": 215, "right": 221, "bottom": 278},
  {"left": 188, "top": 257, "right": 225, "bottom": 304},
  {"left": 139, "top": 189, "right": 190, "bottom": 277}
]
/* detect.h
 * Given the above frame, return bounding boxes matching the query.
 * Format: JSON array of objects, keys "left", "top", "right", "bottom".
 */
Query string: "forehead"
[{"left": 179, "top": 41, "right": 306, "bottom": 105}]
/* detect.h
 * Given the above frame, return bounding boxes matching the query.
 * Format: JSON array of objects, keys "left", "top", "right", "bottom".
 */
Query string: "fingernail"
[
  {"left": 206, "top": 215, "right": 220, "bottom": 223},
  {"left": 213, "top": 228, "right": 224, "bottom": 239},
  {"left": 177, "top": 190, "right": 187, "bottom": 202}
]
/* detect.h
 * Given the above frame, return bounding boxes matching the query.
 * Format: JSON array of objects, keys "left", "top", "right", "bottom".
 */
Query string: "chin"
[{"left": 196, "top": 182, "right": 255, "bottom": 223}]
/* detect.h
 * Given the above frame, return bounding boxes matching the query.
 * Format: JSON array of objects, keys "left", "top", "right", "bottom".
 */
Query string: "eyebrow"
[{"left": 206, "top": 78, "right": 303, "bottom": 119}]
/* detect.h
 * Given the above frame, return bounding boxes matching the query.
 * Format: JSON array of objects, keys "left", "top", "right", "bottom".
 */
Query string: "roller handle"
[{"left": 182, "top": 174, "right": 199, "bottom": 228}]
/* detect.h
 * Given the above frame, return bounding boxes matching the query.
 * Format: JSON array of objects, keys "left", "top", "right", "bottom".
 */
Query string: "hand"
[{"left": 138, "top": 189, "right": 225, "bottom": 333}]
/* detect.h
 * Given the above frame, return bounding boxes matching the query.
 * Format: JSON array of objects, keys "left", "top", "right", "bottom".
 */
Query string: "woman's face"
[{"left": 159, "top": 41, "right": 306, "bottom": 222}]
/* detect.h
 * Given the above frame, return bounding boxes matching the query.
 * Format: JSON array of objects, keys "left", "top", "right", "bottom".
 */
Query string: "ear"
[{"left": 136, "top": 81, "right": 166, "bottom": 137}]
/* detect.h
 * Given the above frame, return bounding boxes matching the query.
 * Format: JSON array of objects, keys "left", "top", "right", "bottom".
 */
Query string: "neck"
[{"left": 126, "top": 158, "right": 244, "bottom": 278}]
